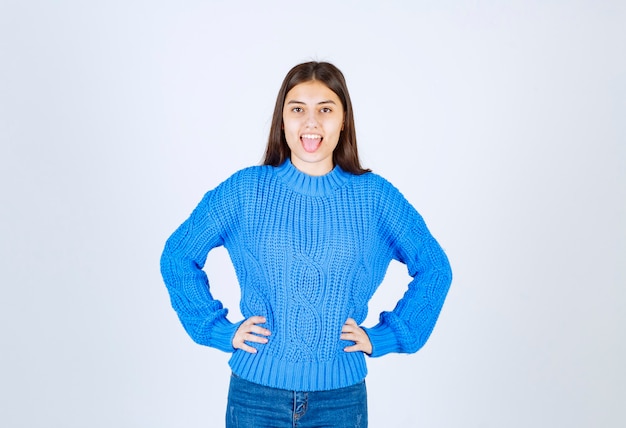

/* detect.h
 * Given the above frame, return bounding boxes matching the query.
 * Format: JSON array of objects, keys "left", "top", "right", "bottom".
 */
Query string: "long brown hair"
[{"left": 263, "top": 61, "right": 370, "bottom": 175}]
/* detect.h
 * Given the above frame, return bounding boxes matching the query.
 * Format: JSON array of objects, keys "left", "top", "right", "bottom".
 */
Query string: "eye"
[
  {"left": 320, "top": 107, "right": 332, "bottom": 113},
  {"left": 291, "top": 107, "right": 304, "bottom": 113}
]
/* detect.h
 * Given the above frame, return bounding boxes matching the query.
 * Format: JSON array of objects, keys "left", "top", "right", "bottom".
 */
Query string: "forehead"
[{"left": 285, "top": 80, "right": 341, "bottom": 104}]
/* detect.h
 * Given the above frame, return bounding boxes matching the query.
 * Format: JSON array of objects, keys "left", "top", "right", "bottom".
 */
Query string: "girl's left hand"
[{"left": 341, "top": 318, "right": 372, "bottom": 355}]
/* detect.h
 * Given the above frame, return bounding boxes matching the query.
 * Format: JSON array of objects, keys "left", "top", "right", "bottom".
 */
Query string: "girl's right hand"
[{"left": 232, "top": 316, "right": 271, "bottom": 353}]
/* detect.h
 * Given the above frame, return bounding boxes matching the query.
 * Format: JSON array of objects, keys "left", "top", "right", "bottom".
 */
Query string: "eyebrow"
[{"left": 286, "top": 99, "right": 337, "bottom": 105}]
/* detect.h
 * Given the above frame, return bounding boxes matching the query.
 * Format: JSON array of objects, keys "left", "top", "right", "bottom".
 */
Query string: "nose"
[{"left": 305, "top": 110, "right": 318, "bottom": 128}]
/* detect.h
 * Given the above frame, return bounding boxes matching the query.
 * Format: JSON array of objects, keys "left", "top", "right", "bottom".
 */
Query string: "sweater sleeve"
[
  {"left": 160, "top": 190, "right": 241, "bottom": 352},
  {"left": 363, "top": 186, "right": 452, "bottom": 358}
]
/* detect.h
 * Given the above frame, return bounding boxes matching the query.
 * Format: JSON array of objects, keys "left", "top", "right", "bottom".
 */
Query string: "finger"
[
  {"left": 233, "top": 316, "right": 271, "bottom": 353},
  {"left": 340, "top": 332, "right": 358, "bottom": 341},
  {"left": 245, "top": 316, "right": 267, "bottom": 325},
  {"left": 242, "top": 317, "right": 271, "bottom": 336},
  {"left": 249, "top": 325, "right": 272, "bottom": 337},
  {"left": 236, "top": 342, "right": 259, "bottom": 354},
  {"left": 344, "top": 341, "right": 372, "bottom": 355},
  {"left": 341, "top": 324, "right": 358, "bottom": 334},
  {"left": 343, "top": 343, "right": 363, "bottom": 353},
  {"left": 243, "top": 332, "right": 269, "bottom": 344},
  {"left": 233, "top": 333, "right": 267, "bottom": 352},
  {"left": 342, "top": 318, "right": 359, "bottom": 334}
]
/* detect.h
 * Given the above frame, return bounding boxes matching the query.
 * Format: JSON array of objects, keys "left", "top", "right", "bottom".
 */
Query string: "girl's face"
[{"left": 282, "top": 80, "right": 344, "bottom": 176}]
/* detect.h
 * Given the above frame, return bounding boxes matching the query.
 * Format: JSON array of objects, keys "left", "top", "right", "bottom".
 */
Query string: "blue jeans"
[{"left": 226, "top": 373, "right": 368, "bottom": 428}]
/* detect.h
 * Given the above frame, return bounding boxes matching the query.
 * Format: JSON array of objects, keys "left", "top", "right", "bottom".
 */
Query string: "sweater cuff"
[
  {"left": 209, "top": 317, "right": 242, "bottom": 353},
  {"left": 363, "top": 322, "right": 401, "bottom": 358}
]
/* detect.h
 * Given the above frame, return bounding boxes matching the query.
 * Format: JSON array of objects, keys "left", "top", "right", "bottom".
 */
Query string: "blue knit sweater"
[{"left": 160, "top": 159, "right": 452, "bottom": 391}]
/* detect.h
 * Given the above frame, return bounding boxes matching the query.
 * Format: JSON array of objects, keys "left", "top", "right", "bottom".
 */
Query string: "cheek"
[
  {"left": 283, "top": 117, "right": 297, "bottom": 132},
  {"left": 283, "top": 122, "right": 297, "bottom": 138},
  {"left": 328, "top": 118, "right": 344, "bottom": 134},
  {"left": 282, "top": 122, "right": 300, "bottom": 147}
]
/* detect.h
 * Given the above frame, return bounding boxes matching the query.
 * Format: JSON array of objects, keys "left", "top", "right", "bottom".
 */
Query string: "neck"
[
  {"left": 275, "top": 158, "right": 351, "bottom": 197},
  {"left": 290, "top": 157, "right": 334, "bottom": 176}
]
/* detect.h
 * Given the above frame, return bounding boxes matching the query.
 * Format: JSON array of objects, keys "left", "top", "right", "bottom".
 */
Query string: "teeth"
[{"left": 301, "top": 134, "right": 322, "bottom": 139}]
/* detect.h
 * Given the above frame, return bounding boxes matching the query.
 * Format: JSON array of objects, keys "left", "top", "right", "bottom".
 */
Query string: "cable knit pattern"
[{"left": 160, "top": 159, "right": 452, "bottom": 391}]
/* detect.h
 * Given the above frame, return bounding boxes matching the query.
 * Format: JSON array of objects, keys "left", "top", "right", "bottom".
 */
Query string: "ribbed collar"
[{"left": 274, "top": 158, "right": 352, "bottom": 197}]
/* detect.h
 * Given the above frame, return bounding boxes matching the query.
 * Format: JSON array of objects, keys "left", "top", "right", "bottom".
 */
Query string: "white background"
[{"left": 1, "top": 1, "right": 624, "bottom": 427}]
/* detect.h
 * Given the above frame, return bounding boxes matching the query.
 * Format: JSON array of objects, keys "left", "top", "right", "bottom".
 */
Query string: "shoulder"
[
  {"left": 355, "top": 173, "right": 422, "bottom": 230},
  {"left": 224, "top": 164, "right": 273, "bottom": 183},
  {"left": 198, "top": 165, "right": 271, "bottom": 207},
  {"left": 351, "top": 171, "right": 408, "bottom": 203},
  {"left": 211, "top": 165, "right": 274, "bottom": 193}
]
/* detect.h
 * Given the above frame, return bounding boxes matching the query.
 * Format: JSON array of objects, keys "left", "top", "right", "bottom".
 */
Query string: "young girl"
[{"left": 160, "top": 61, "right": 452, "bottom": 427}]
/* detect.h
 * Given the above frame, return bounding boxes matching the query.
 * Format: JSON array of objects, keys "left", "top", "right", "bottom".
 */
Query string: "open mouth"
[{"left": 301, "top": 134, "right": 323, "bottom": 153}]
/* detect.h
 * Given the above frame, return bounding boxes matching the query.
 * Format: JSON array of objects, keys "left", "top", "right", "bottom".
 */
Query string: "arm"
[
  {"left": 364, "top": 193, "right": 453, "bottom": 357},
  {"left": 160, "top": 191, "right": 240, "bottom": 352}
]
